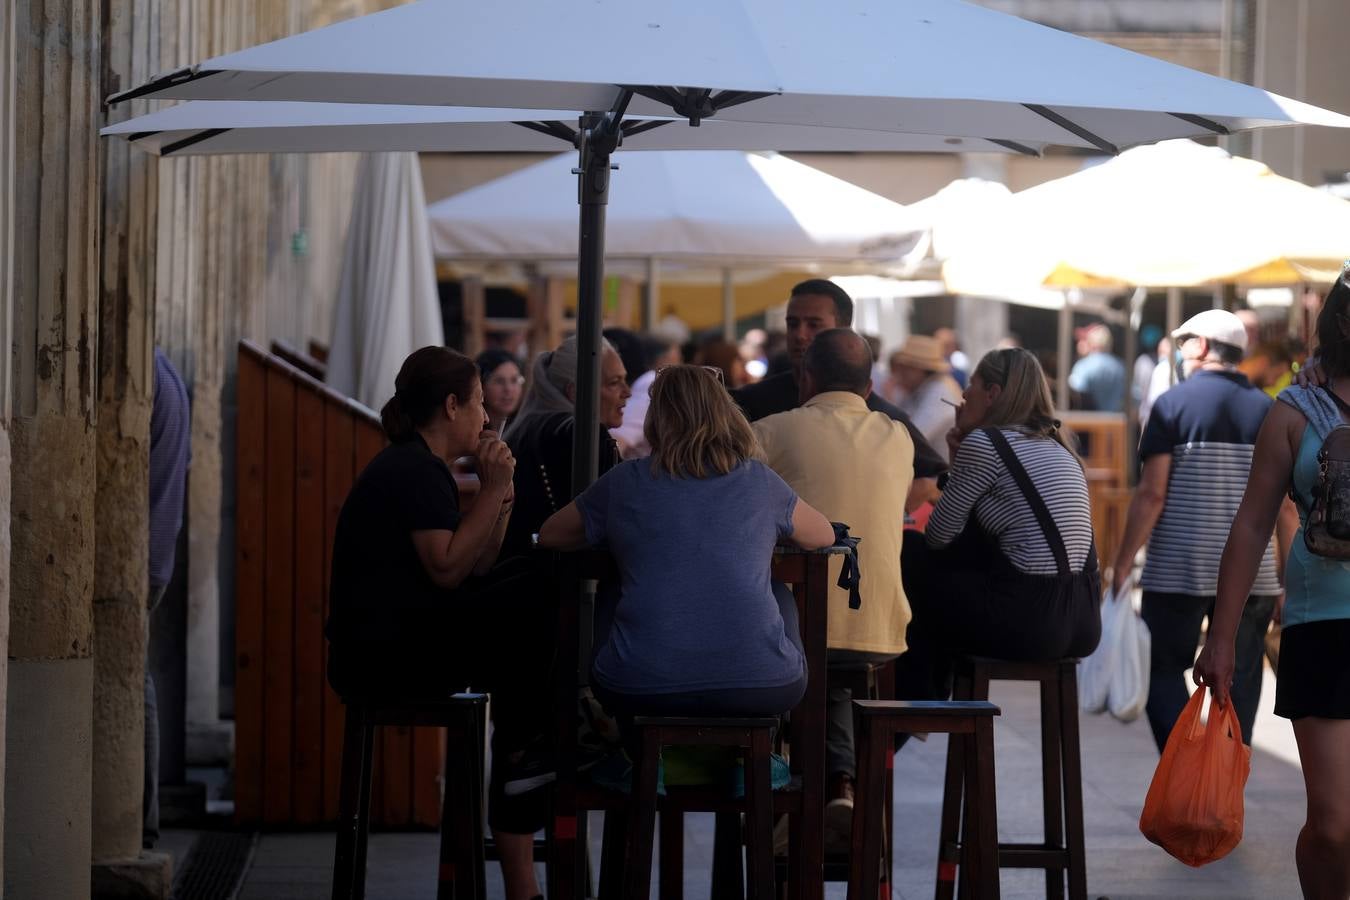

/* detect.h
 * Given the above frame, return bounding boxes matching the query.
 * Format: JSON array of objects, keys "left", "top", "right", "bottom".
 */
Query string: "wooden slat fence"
[{"left": 235, "top": 339, "right": 479, "bottom": 828}]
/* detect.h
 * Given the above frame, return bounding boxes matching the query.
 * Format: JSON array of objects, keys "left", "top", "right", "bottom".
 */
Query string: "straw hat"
[{"left": 890, "top": 335, "right": 950, "bottom": 373}]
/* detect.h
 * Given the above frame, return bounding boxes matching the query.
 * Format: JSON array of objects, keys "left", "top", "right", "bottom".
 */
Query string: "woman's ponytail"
[{"left": 380, "top": 392, "right": 416, "bottom": 443}]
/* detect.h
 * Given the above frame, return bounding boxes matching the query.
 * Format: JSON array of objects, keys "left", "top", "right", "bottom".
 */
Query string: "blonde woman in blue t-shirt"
[{"left": 540, "top": 364, "right": 834, "bottom": 717}]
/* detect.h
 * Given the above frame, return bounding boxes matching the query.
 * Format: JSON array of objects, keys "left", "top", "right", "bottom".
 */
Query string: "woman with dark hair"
[
  {"left": 538, "top": 364, "right": 834, "bottom": 716},
  {"left": 898, "top": 348, "right": 1101, "bottom": 699},
  {"left": 476, "top": 347, "right": 525, "bottom": 433},
  {"left": 501, "top": 335, "right": 632, "bottom": 558},
  {"left": 1195, "top": 274, "right": 1350, "bottom": 898},
  {"left": 325, "top": 345, "right": 549, "bottom": 900}
]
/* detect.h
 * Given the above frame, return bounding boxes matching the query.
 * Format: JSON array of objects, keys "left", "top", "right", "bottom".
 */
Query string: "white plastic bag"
[{"left": 1079, "top": 585, "right": 1152, "bottom": 723}]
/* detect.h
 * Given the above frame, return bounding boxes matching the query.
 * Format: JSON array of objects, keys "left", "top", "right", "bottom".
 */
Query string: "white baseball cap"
[{"left": 1171, "top": 309, "right": 1248, "bottom": 353}]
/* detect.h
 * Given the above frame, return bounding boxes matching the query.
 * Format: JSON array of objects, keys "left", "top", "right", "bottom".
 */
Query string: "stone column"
[
  {"left": 0, "top": 1, "right": 17, "bottom": 889},
  {"left": 88, "top": 0, "right": 171, "bottom": 895},
  {"left": 7, "top": 2, "right": 100, "bottom": 897}
]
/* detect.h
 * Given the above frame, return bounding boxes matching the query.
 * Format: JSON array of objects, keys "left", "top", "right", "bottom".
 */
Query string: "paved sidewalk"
[{"left": 229, "top": 672, "right": 1307, "bottom": 899}]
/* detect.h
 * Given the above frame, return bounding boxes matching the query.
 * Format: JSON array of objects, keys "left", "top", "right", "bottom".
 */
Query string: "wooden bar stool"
[
  {"left": 940, "top": 657, "right": 1087, "bottom": 900},
  {"left": 331, "top": 692, "right": 488, "bottom": 900},
  {"left": 619, "top": 717, "right": 779, "bottom": 900},
  {"left": 846, "top": 700, "right": 1001, "bottom": 900}
]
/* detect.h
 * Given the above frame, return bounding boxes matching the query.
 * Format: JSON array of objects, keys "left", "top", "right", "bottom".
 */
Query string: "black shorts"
[{"left": 1274, "top": 619, "right": 1350, "bottom": 720}]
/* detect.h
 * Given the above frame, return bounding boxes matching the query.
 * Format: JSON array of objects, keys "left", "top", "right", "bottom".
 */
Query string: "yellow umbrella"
[{"left": 942, "top": 139, "right": 1350, "bottom": 295}]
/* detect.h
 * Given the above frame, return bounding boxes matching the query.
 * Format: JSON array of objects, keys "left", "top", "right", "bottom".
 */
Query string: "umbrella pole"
[{"left": 571, "top": 104, "right": 627, "bottom": 494}]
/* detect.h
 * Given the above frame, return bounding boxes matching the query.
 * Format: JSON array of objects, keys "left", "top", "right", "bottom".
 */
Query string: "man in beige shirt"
[{"left": 754, "top": 328, "right": 914, "bottom": 836}]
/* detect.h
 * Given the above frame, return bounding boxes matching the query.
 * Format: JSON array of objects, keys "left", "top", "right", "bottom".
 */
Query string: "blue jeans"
[{"left": 1140, "top": 591, "right": 1276, "bottom": 752}]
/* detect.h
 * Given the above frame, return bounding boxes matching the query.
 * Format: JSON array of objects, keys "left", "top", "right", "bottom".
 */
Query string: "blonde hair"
[
  {"left": 645, "top": 366, "right": 761, "bottom": 478},
  {"left": 974, "top": 348, "right": 1079, "bottom": 459}
]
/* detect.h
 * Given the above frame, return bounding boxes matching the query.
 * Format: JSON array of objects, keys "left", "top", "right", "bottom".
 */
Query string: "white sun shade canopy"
[
  {"left": 942, "top": 139, "right": 1350, "bottom": 291},
  {"left": 111, "top": 0, "right": 1350, "bottom": 153},
  {"left": 426, "top": 151, "right": 924, "bottom": 268},
  {"left": 99, "top": 101, "right": 1027, "bottom": 156}
]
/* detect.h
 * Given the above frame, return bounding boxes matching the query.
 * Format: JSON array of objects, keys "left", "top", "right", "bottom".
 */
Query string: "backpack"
[{"left": 1303, "top": 390, "right": 1350, "bottom": 559}]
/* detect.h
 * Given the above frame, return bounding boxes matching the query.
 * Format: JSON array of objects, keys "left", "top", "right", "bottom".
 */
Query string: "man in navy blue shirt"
[{"left": 1110, "top": 310, "right": 1295, "bottom": 751}]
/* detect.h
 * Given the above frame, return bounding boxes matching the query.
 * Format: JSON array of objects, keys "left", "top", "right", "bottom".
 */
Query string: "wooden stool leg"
[
  {"left": 711, "top": 811, "right": 746, "bottom": 900},
  {"left": 622, "top": 730, "right": 662, "bottom": 900},
  {"left": 936, "top": 728, "right": 965, "bottom": 900},
  {"left": 744, "top": 732, "right": 776, "bottom": 900},
  {"left": 846, "top": 717, "right": 886, "bottom": 900},
  {"left": 659, "top": 811, "right": 684, "bottom": 900},
  {"left": 969, "top": 722, "right": 1001, "bottom": 900},
  {"left": 353, "top": 718, "right": 377, "bottom": 900},
  {"left": 332, "top": 706, "right": 368, "bottom": 900},
  {"left": 1039, "top": 678, "right": 1065, "bottom": 900},
  {"left": 438, "top": 707, "right": 486, "bottom": 900},
  {"left": 599, "top": 808, "right": 628, "bottom": 900},
  {"left": 1059, "top": 665, "right": 1088, "bottom": 900}
]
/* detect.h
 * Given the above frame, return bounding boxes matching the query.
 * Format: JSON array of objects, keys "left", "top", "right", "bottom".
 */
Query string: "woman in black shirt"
[
  {"left": 326, "top": 346, "right": 548, "bottom": 900},
  {"left": 502, "top": 335, "right": 632, "bottom": 558}
]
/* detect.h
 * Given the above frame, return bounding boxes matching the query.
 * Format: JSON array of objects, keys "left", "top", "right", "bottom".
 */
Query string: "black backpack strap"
[{"left": 982, "top": 427, "right": 1072, "bottom": 578}]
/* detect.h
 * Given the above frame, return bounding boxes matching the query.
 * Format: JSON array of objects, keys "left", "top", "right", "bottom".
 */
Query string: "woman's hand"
[
  {"left": 1192, "top": 638, "right": 1235, "bottom": 709},
  {"left": 476, "top": 433, "right": 515, "bottom": 495},
  {"left": 944, "top": 425, "right": 965, "bottom": 462}
]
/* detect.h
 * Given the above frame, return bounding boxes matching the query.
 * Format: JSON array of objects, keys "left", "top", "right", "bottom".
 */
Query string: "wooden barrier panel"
[{"left": 235, "top": 340, "right": 480, "bottom": 828}]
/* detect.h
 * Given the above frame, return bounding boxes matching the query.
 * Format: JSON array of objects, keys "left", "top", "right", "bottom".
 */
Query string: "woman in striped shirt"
[{"left": 897, "top": 348, "right": 1101, "bottom": 699}]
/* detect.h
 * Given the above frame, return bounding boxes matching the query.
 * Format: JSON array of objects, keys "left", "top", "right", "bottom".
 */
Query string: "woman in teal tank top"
[{"left": 1195, "top": 275, "right": 1350, "bottom": 899}]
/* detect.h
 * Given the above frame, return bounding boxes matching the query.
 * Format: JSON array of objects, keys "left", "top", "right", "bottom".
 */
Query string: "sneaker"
[
  {"left": 501, "top": 744, "right": 557, "bottom": 797},
  {"left": 823, "top": 773, "right": 855, "bottom": 853}
]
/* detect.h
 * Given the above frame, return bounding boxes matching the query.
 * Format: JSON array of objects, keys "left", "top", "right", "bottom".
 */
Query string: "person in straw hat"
[{"left": 886, "top": 334, "right": 965, "bottom": 462}]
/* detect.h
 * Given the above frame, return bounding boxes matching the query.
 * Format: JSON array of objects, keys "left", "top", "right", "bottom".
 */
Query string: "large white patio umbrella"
[
  {"left": 107, "top": 0, "right": 1350, "bottom": 494},
  {"left": 427, "top": 151, "right": 923, "bottom": 268},
  {"left": 101, "top": 101, "right": 1020, "bottom": 156}
]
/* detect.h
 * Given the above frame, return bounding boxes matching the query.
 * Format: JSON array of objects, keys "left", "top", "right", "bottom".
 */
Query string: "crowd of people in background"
[{"left": 324, "top": 273, "right": 1349, "bottom": 900}]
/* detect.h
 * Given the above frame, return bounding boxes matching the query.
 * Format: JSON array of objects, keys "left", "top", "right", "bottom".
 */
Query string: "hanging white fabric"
[{"left": 328, "top": 152, "right": 445, "bottom": 411}]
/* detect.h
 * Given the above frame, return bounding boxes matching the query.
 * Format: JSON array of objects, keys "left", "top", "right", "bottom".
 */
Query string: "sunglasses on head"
[{"left": 656, "top": 364, "right": 726, "bottom": 385}]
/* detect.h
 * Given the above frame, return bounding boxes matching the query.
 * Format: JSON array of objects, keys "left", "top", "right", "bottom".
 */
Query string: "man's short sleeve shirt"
[{"left": 1138, "top": 370, "right": 1279, "bottom": 596}]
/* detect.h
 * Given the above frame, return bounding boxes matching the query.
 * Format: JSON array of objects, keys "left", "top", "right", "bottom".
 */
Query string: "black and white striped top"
[{"left": 927, "top": 428, "right": 1095, "bottom": 575}]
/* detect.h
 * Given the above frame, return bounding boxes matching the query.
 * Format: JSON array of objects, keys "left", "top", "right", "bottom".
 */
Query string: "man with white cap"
[{"left": 1109, "top": 309, "right": 1294, "bottom": 751}]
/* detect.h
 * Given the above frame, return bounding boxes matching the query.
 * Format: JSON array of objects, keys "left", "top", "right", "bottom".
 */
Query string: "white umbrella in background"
[
  {"left": 427, "top": 151, "right": 924, "bottom": 268},
  {"left": 107, "top": 0, "right": 1350, "bottom": 495},
  {"left": 326, "top": 152, "right": 444, "bottom": 410},
  {"left": 942, "top": 139, "right": 1350, "bottom": 295}
]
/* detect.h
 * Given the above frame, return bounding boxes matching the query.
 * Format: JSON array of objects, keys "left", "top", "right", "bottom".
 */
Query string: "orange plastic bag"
[{"left": 1139, "top": 688, "right": 1252, "bottom": 867}]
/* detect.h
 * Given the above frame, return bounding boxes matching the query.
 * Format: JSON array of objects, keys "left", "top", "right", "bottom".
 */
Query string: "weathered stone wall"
[
  {"left": 8, "top": 0, "right": 101, "bottom": 895},
  {"left": 91, "top": 0, "right": 161, "bottom": 867}
]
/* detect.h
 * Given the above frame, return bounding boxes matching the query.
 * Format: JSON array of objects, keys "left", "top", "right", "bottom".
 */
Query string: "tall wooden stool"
[
  {"left": 940, "top": 657, "right": 1086, "bottom": 900},
  {"left": 332, "top": 693, "right": 488, "bottom": 900},
  {"left": 617, "top": 717, "right": 779, "bottom": 900},
  {"left": 847, "top": 700, "right": 1001, "bottom": 900}
]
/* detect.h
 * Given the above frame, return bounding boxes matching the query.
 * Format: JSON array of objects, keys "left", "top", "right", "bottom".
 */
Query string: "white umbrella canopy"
[
  {"left": 427, "top": 151, "right": 924, "bottom": 268},
  {"left": 101, "top": 101, "right": 1022, "bottom": 156},
  {"left": 113, "top": 0, "right": 1350, "bottom": 150},
  {"left": 326, "top": 152, "right": 445, "bottom": 411},
  {"left": 942, "top": 139, "right": 1350, "bottom": 295}
]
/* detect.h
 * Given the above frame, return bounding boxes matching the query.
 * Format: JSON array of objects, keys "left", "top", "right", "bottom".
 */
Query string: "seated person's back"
[{"left": 540, "top": 365, "right": 836, "bottom": 717}]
